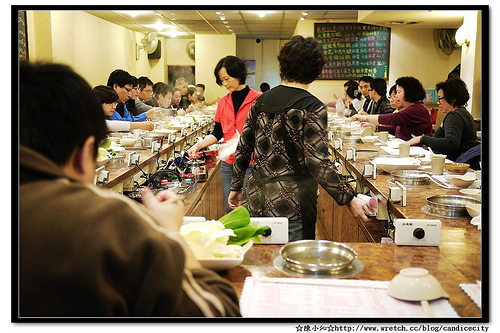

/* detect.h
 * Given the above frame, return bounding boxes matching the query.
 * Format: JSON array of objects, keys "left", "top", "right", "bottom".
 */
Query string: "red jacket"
[{"left": 214, "top": 88, "right": 261, "bottom": 164}]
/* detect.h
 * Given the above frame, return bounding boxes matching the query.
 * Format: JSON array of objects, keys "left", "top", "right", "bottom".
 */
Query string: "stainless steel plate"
[
  {"left": 279, "top": 240, "right": 357, "bottom": 274},
  {"left": 273, "top": 255, "right": 363, "bottom": 279},
  {"left": 425, "top": 195, "right": 481, "bottom": 218},
  {"left": 391, "top": 170, "right": 431, "bottom": 186}
]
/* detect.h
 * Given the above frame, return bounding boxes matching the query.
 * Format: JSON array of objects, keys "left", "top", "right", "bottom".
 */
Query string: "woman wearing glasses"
[
  {"left": 351, "top": 76, "right": 432, "bottom": 141},
  {"left": 407, "top": 78, "right": 478, "bottom": 161},
  {"left": 92, "top": 85, "right": 154, "bottom": 132}
]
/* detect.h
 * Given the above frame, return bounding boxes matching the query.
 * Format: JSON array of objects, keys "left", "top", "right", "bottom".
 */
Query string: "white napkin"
[{"left": 218, "top": 130, "right": 240, "bottom": 160}]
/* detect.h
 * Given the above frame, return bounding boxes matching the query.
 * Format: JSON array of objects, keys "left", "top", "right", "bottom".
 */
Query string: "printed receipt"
[{"left": 239, "top": 277, "right": 458, "bottom": 317}]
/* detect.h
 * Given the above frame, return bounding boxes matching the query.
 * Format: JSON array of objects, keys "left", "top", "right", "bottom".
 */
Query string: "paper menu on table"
[
  {"left": 239, "top": 277, "right": 458, "bottom": 317},
  {"left": 460, "top": 281, "right": 481, "bottom": 308},
  {"left": 380, "top": 145, "right": 430, "bottom": 157}
]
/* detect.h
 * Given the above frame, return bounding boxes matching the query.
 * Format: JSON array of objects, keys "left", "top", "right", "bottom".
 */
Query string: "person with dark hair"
[
  {"left": 196, "top": 83, "right": 206, "bottom": 102},
  {"left": 171, "top": 88, "right": 183, "bottom": 110},
  {"left": 92, "top": 85, "right": 154, "bottom": 132},
  {"left": 352, "top": 76, "right": 432, "bottom": 140},
  {"left": 106, "top": 69, "right": 159, "bottom": 121},
  {"left": 175, "top": 77, "right": 189, "bottom": 109},
  {"left": 187, "top": 55, "right": 261, "bottom": 213},
  {"left": 408, "top": 78, "right": 478, "bottom": 161},
  {"left": 185, "top": 86, "right": 199, "bottom": 112},
  {"left": 125, "top": 75, "right": 140, "bottom": 116},
  {"left": 388, "top": 84, "right": 403, "bottom": 112},
  {"left": 20, "top": 62, "right": 241, "bottom": 317},
  {"left": 358, "top": 76, "right": 374, "bottom": 113},
  {"left": 259, "top": 82, "right": 270, "bottom": 92},
  {"left": 135, "top": 76, "right": 155, "bottom": 114},
  {"left": 366, "top": 78, "right": 394, "bottom": 115},
  {"left": 228, "top": 36, "right": 373, "bottom": 241}
]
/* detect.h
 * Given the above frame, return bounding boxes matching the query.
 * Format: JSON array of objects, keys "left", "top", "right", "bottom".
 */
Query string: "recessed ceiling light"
[
  {"left": 299, "top": 17, "right": 305, "bottom": 21},
  {"left": 223, "top": 21, "right": 228, "bottom": 24},
  {"left": 302, "top": 12, "right": 308, "bottom": 16},
  {"left": 116, "top": 10, "right": 149, "bottom": 18},
  {"left": 220, "top": 16, "right": 226, "bottom": 21},
  {"left": 216, "top": 11, "right": 222, "bottom": 15},
  {"left": 228, "top": 29, "right": 233, "bottom": 32}
]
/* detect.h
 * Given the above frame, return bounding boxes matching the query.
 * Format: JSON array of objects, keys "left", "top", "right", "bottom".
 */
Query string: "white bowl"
[
  {"left": 446, "top": 175, "right": 475, "bottom": 188},
  {"left": 466, "top": 203, "right": 481, "bottom": 217},
  {"left": 371, "top": 156, "right": 421, "bottom": 173},
  {"left": 459, "top": 189, "right": 481, "bottom": 201},
  {"left": 419, "top": 158, "right": 432, "bottom": 165},
  {"left": 387, "top": 267, "right": 449, "bottom": 302},
  {"left": 361, "top": 136, "right": 378, "bottom": 143},
  {"left": 120, "top": 138, "right": 137, "bottom": 147}
]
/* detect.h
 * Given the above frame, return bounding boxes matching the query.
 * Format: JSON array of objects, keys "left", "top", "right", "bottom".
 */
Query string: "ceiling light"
[
  {"left": 250, "top": 10, "right": 274, "bottom": 18},
  {"left": 220, "top": 16, "right": 226, "bottom": 21},
  {"left": 228, "top": 29, "right": 233, "bottom": 32},
  {"left": 216, "top": 11, "right": 222, "bottom": 15},
  {"left": 116, "top": 10, "right": 149, "bottom": 18},
  {"left": 302, "top": 12, "right": 308, "bottom": 16},
  {"left": 223, "top": 21, "right": 228, "bottom": 24},
  {"left": 300, "top": 17, "right": 305, "bottom": 21},
  {"left": 455, "top": 25, "right": 470, "bottom": 47}
]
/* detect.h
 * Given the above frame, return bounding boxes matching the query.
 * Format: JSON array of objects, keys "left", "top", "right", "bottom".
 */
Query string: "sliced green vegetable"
[{"left": 219, "top": 206, "right": 250, "bottom": 229}]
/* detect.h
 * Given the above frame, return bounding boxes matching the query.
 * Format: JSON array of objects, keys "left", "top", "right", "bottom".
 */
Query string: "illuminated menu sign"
[{"left": 315, "top": 23, "right": 390, "bottom": 80}]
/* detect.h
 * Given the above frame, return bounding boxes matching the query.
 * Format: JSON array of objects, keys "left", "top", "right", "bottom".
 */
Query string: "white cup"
[
  {"left": 399, "top": 143, "right": 410, "bottom": 157},
  {"left": 431, "top": 154, "right": 446, "bottom": 175},
  {"left": 378, "top": 131, "right": 389, "bottom": 142}
]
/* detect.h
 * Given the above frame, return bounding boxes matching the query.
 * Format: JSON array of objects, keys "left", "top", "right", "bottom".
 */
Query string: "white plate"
[
  {"left": 460, "top": 189, "right": 481, "bottom": 200},
  {"left": 154, "top": 129, "right": 178, "bottom": 134},
  {"left": 109, "top": 146, "right": 125, "bottom": 152},
  {"left": 371, "top": 157, "right": 421, "bottom": 173},
  {"left": 198, "top": 241, "right": 253, "bottom": 271}
]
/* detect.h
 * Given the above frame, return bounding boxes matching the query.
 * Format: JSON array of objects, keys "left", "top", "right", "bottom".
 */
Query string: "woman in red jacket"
[{"left": 187, "top": 56, "right": 261, "bottom": 213}]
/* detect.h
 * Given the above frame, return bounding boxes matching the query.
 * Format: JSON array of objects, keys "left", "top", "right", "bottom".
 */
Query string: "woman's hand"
[
  {"left": 360, "top": 122, "right": 376, "bottom": 130},
  {"left": 347, "top": 197, "right": 374, "bottom": 222},
  {"left": 141, "top": 187, "right": 184, "bottom": 233},
  {"left": 350, "top": 114, "right": 364, "bottom": 122},
  {"left": 186, "top": 143, "right": 201, "bottom": 159},
  {"left": 407, "top": 136, "right": 422, "bottom": 146},
  {"left": 133, "top": 121, "right": 154, "bottom": 131},
  {"left": 228, "top": 190, "right": 243, "bottom": 210}
]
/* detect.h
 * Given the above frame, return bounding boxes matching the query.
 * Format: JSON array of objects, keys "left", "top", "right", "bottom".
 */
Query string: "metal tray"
[
  {"left": 279, "top": 240, "right": 357, "bottom": 274},
  {"left": 391, "top": 170, "right": 431, "bottom": 186},
  {"left": 425, "top": 195, "right": 481, "bottom": 218}
]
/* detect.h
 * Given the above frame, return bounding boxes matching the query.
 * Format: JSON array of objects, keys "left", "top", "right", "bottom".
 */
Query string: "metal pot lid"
[{"left": 426, "top": 195, "right": 481, "bottom": 208}]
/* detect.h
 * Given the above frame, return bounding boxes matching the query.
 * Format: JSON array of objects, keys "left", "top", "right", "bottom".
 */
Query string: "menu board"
[{"left": 315, "top": 23, "right": 390, "bottom": 80}]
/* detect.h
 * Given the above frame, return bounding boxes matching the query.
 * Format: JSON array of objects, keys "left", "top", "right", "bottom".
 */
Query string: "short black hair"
[
  {"left": 436, "top": 78, "right": 469, "bottom": 107},
  {"left": 138, "top": 76, "right": 153, "bottom": 90},
  {"left": 344, "top": 80, "right": 361, "bottom": 100},
  {"left": 370, "top": 78, "right": 387, "bottom": 97},
  {"left": 195, "top": 83, "right": 205, "bottom": 90},
  {"left": 260, "top": 82, "right": 270, "bottom": 92},
  {"left": 389, "top": 84, "right": 397, "bottom": 96},
  {"left": 214, "top": 56, "right": 247, "bottom": 86},
  {"left": 20, "top": 62, "right": 107, "bottom": 166},
  {"left": 359, "top": 76, "right": 374, "bottom": 84},
  {"left": 106, "top": 69, "right": 133, "bottom": 88},
  {"left": 92, "top": 85, "right": 118, "bottom": 104},
  {"left": 153, "top": 82, "right": 173, "bottom": 98},
  {"left": 278, "top": 35, "right": 326, "bottom": 84},
  {"left": 395, "top": 76, "right": 426, "bottom": 103},
  {"left": 131, "top": 75, "right": 138, "bottom": 88},
  {"left": 187, "top": 86, "right": 197, "bottom": 97}
]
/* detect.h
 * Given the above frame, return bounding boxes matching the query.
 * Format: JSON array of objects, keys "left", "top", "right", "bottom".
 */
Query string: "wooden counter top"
[{"left": 221, "top": 243, "right": 481, "bottom": 318}]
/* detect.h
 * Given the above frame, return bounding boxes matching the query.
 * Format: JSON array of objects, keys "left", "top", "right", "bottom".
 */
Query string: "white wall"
[{"left": 195, "top": 34, "right": 237, "bottom": 103}]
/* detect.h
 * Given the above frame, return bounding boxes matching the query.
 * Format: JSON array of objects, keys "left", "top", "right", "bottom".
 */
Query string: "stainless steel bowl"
[
  {"left": 426, "top": 195, "right": 481, "bottom": 218},
  {"left": 279, "top": 240, "right": 357, "bottom": 274},
  {"left": 391, "top": 170, "right": 431, "bottom": 186}
]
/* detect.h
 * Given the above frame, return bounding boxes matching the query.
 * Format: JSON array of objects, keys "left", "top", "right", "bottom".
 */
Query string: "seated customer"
[
  {"left": 408, "top": 78, "right": 479, "bottom": 161},
  {"left": 352, "top": 76, "right": 432, "bottom": 140},
  {"left": 388, "top": 84, "right": 403, "bottom": 112},
  {"left": 366, "top": 78, "right": 394, "bottom": 115},
  {"left": 171, "top": 87, "right": 183, "bottom": 111},
  {"left": 19, "top": 62, "right": 241, "bottom": 317},
  {"left": 92, "top": 85, "right": 154, "bottom": 132},
  {"left": 125, "top": 75, "right": 140, "bottom": 116},
  {"left": 185, "top": 86, "right": 200, "bottom": 112},
  {"left": 106, "top": 69, "right": 159, "bottom": 121},
  {"left": 335, "top": 80, "right": 362, "bottom": 117},
  {"left": 135, "top": 76, "right": 156, "bottom": 114}
]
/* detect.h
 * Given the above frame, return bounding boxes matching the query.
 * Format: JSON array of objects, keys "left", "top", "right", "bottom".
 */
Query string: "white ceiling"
[{"left": 86, "top": 9, "right": 467, "bottom": 40}]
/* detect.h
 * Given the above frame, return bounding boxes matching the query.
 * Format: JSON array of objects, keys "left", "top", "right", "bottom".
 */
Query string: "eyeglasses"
[
  {"left": 123, "top": 86, "right": 132, "bottom": 93},
  {"left": 134, "top": 87, "right": 141, "bottom": 92},
  {"left": 111, "top": 102, "right": 118, "bottom": 107},
  {"left": 437, "top": 96, "right": 445, "bottom": 102},
  {"left": 142, "top": 89, "right": 153, "bottom": 94}
]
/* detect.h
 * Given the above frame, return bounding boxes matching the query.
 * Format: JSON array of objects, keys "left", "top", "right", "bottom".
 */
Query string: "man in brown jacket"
[{"left": 18, "top": 62, "right": 241, "bottom": 318}]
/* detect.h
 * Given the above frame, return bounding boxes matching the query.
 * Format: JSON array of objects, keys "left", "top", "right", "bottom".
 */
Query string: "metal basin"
[
  {"left": 391, "top": 170, "right": 431, "bottom": 186},
  {"left": 426, "top": 195, "right": 481, "bottom": 218},
  {"left": 279, "top": 240, "right": 357, "bottom": 274}
]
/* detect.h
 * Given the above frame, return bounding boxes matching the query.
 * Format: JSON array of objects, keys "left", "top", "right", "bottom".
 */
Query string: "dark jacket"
[
  {"left": 19, "top": 146, "right": 241, "bottom": 317},
  {"left": 420, "top": 107, "right": 478, "bottom": 161},
  {"left": 371, "top": 96, "right": 394, "bottom": 115}
]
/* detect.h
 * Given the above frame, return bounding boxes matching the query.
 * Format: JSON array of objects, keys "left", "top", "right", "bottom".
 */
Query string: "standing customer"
[
  {"left": 19, "top": 62, "right": 241, "bottom": 317},
  {"left": 187, "top": 55, "right": 261, "bottom": 213},
  {"left": 407, "top": 78, "right": 478, "bottom": 161},
  {"left": 351, "top": 76, "right": 432, "bottom": 141},
  {"left": 228, "top": 36, "right": 372, "bottom": 241}
]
